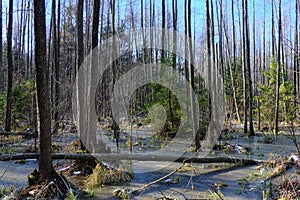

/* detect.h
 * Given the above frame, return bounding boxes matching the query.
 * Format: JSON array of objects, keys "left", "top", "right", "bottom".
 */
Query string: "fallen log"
[{"left": 0, "top": 153, "right": 264, "bottom": 165}]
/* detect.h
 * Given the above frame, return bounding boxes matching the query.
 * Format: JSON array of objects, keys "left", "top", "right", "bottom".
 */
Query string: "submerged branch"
[{"left": 0, "top": 153, "right": 265, "bottom": 165}]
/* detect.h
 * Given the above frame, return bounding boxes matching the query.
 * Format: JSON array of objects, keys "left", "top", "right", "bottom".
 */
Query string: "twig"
[{"left": 133, "top": 152, "right": 202, "bottom": 193}]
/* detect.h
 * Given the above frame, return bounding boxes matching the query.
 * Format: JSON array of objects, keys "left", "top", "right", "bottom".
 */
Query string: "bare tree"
[
  {"left": 245, "top": 0, "right": 254, "bottom": 136},
  {"left": 216, "top": 0, "right": 224, "bottom": 75},
  {"left": 172, "top": 0, "right": 177, "bottom": 70},
  {"left": 33, "top": 0, "right": 52, "bottom": 180},
  {"left": 294, "top": 0, "right": 299, "bottom": 99},
  {"left": 87, "top": 0, "right": 100, "bottom": 153},
  {"left": 0, "top": 0, "right": 2, "bottom": 93},
  {"left": 271, "top": 0, "right": 276, "bottom": 56},
  {"left": 76, "top": 0, "right": 85, "bottom": 150},
  {"left": 262, "top": 0, "right": 266, "bottom": 85},
  {"left": 274, "top": 0, "right": 282, "bottom": 135},
  {"left": 241, "top": 0, "right": 247, "bottom": 134},
  {"left": 77, "top": 0, "right": 84, "bottom": 73},
  {"left": 26, "top": 0, "right": 31, "bottom": 79},
  {"left": 222, "top": 1, "right": 240, "bottom": 124},
  {"left": 5, "top": 0, "right": 13, "bottom": 132},
  {"left": 231, "top": 0, "right": 236, "bottom": 62},
  {"left": 55, "top": 0, "right": 61, "bottom": 130},
  {"left": 252, "top": 0, "right": 256, "bottom": 89},
  {"left": 91, "top": 0, "right": 100, "bottom": 50},
  {"left": 51, "top": 0, "right": 60, "bottom": 134},
  {"left": 186, "top": 0, "right": 199, "bottom": 150},
  {"left": 162, "top": 0, "right": 165, "bottom": 59},
  {"left": 210, "top": 0, "right": 215, "bottom": 65},
  {"left": 205, "top": 0, "right": 212, "bottom": 149}
]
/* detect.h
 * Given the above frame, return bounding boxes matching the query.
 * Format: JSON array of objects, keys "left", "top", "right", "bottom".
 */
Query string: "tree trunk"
[
  {"left": 5, "top": 0, "right": 13, "bottom": 132},
  {"left": 245, "top": 0, "right": 254, "bottom": 136},
  {"left": 205, "top": 0, "right": 211, "bottom": 141},
  {"left": 231, "top": 0, "right": 236, "bottom": 62},
  {"left": 54, "top": 0, "right": 61, "bottom": 135},
  {"left": 271, "top": 0, "right": 276, "bottom": 56},
  {"left": 210, "top": 0, "right": 215, "bottom": 66},
  {"left": 274, "top": 0, "right": 282, "bottom": 135},
  {"left": 76, "top": 0, "right": 85, "bottom": 150},
  {"left": 161, "top": 0, "right": 165, "bottom": 59},
  {"left": 217, "top": 0, "right": 224, "bottom": 78},
  {"left": 0, "top": 0, "right": 3, "bottom": 93},
  {"left": 169, "top": 0, "right": 177, "bottom": 129},
  {"left": 186, "top": 0, "right": 199, "bottom": 150},
  {"left": 86, "top": 0, "right": 100, "bottom": 153},
  {"left": 21, "top": 0, "right": 27, "bottom": 78},
  {"left": 221, "top": 7, "right": 240, "bottom": 126},
  {"left": 241, "top": 0, "right": 247, "bottom": 134},
  {"left": 33, "top": 0, "right": 53, "bottom": 180},
  {"left": 172, "top": 0, "right": 177, "bottom": 71},
  {"left": 76, "top": 0, "right": 84, "bottom": 74},
  {"left": 51, "top": 0, "right": 60, "bottom": 135},
  {"left": 91, "top": 0, "right": 100, "bottom": 50},
  {"left": 294, "top": 0, "right": 299, "bottom": 101},
  {"left": 26, "top": 0, "right": 31, "bottom": 79}
]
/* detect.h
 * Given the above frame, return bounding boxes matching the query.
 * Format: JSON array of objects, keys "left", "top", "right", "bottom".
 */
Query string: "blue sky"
[{"left": 0, "top": 0, "right": 298, "bottom": 50}]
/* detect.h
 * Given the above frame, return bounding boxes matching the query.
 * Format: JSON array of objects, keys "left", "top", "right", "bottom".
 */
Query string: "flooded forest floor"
[{"left": 0, "top": 122, "right": 300, "bottom": 199}]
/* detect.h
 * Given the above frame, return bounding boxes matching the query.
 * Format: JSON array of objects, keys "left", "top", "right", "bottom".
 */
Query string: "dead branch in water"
[{"left": 0, "top": 153, "right": 265, "bottom": 165}]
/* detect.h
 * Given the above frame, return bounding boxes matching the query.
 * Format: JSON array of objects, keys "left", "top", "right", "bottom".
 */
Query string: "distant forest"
[{"left": 0, "top": 0, "right": 299, "bottom": 179}]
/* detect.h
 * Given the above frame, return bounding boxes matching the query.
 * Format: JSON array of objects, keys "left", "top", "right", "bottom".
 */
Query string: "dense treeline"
[{"left": 0, "top": 0, "right": 299, "bottom": 179}]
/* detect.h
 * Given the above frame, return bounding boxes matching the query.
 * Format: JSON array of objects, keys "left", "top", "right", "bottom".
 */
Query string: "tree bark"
[
  {"left": 294, "top": 0, "right": 299, "bottom": 100},
  {"left": 33, "top": 0, "right": 53, "bottom": 180},
  {"left": 76, "top": 0, "right": 85, "bottom": 151},
  {"left": 274, "top": 0, "right": 282, "bottom": 136},
  {"left": 161, "top": 0, "right": 165, "bottom": 59},
  {"left": 271, "top": 0, "right": 276, "bottom": 56},
  {"left": 217, "top": 0, "right": 224, "bottom": 77},
  {"left": 5, "top": 0, "right": 13, "bottom": 132},
  {"left": 241, "top": 0, "right": 247, "bottom": 134},
  {"left": 172, "top": 0, "right": 177, "bottom": 71},
  {"left": 55, "top": 0, "right": 61, "bottom": 135},
  {"left": 231, "top": 0, "right": 236, "bottom": 62},
  {"left": 86, "top": 0, "right": 100, "bottom": 153},
  {"left": 262, "top": 0, "right": 266, "bottom": 85},
  {"left": 187, "top": 0, "right": 199, "bottom": 150},
  {"left": 221, "top": 7, "right": 240, "bottom": 126},
  {"left": 245, "top": 0, "right": 255, "bottom": 136},
  {"left": 206, "top": 0, "right": 211, "bottom": 132},
  {"left": 51, "top": 0, "right": 60, "bottom": 135},
  {"left": 91, "top": 0, "right": 100, "bottom": 50},
  {"left": 76, "top": 0, "right": 84, "bottom": 75},
  {"left": 210, "top": 0, "right": 215, "bottom": 66},
  {"left": 0, "top": 0, "right": 3, "bottom": 93},
  {"left": 25, "top": 0, "right": 30, "bottom": 79}
]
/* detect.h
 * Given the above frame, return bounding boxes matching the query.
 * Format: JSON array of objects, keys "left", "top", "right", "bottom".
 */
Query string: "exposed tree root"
[{"left": 19, "top": 173, "right": 76, "bottom": 199}]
